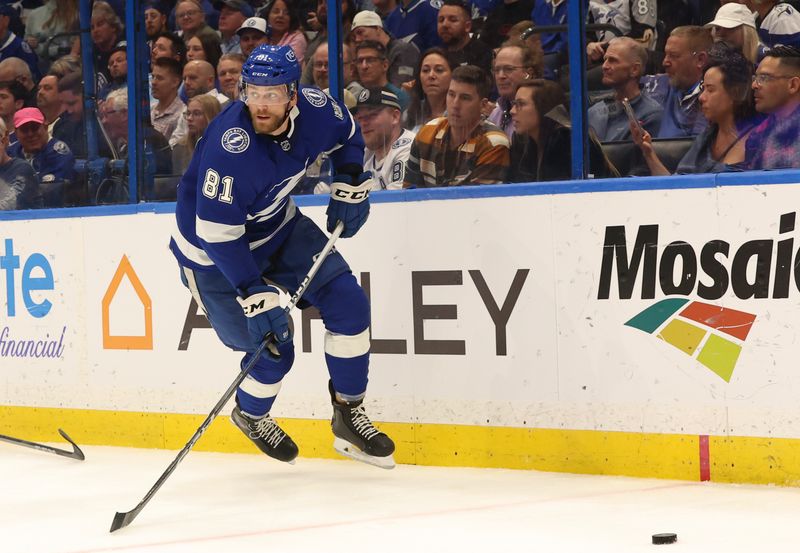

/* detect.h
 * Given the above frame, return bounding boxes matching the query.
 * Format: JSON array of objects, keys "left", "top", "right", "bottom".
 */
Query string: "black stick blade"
[
  {"left": 57, "top": 429, "right": 85, "bottom": 461},
  {"left": 110, "top": 508, "right": 140, "bottom": 533}
]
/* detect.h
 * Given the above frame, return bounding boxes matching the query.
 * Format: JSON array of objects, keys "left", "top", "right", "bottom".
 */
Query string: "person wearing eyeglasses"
[
  {"left": 488, "top": 40, "right": 540, "bottom": 139},
  {"left": 214, "top": 0, "right": 253, "bottom": 55},
  {"left": 641, "top": 26, "right": 712, "bottom": 138},
  {"left": 588, "top": 37, "right": 662, "bottom": 142},
  {"left": 175, "top": 0, "right": 212, "bottom": 42},
  {"left": 348, "top": 10, "right": 419, "bottom": 89},
  {"left": 354, "top": 40, "right": 409, "bottom": 111},
  {"left": 744, "top": 44, "right": 800, "bottom": 169},
  {"left": 172, "top": 95, "right": 221, "bottom": 173}
]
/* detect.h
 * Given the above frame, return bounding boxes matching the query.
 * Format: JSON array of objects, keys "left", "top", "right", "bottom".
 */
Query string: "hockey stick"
[
  {"left": 110, "top": 221, "right": 345, "bottom": 533},
  {"left": 0, "top": 428, "right": 85, "bottom": 460}
]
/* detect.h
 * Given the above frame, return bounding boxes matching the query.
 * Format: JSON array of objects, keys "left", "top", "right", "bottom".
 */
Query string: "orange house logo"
[{"left": 102, "top": 255, "right": 153, "bottom": 349}]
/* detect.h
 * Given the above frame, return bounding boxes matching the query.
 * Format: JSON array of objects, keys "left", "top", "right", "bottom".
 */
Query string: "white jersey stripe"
[{"left": 196, "top": 217, "right": 246, "bottom": 243}]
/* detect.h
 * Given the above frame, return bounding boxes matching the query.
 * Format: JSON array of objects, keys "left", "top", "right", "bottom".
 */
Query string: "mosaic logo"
[{"left": 625, "top": 299, "right": 755, "bottom": 382}]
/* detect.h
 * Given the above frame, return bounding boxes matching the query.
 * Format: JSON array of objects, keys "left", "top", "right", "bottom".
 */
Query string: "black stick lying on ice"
[{"left": 0, "top": 428, "right": 85, "bottom": 460}]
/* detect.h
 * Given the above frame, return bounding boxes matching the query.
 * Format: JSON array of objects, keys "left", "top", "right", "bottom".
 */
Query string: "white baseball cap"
[
  {"left": 705, "top": 4, "right": 756, "bottom": 30},
  {"left": 237, "top": 16, "right": 268, "bottom": 36},
  {"left": 350, "top": 10, "right": 383, "bottom": 31}
]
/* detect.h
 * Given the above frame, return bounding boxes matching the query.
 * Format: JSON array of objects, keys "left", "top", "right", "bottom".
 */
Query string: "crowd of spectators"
[{"left": 3, "top": 0, "right": 800, "bottom": 209}]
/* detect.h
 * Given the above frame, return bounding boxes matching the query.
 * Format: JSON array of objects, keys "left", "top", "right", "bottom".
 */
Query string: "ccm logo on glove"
[{"left": 238, "top": 290, "right": 280, "bottom": 317}]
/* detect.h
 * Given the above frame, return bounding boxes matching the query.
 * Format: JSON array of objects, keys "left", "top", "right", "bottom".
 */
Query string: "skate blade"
[{"left": 333, "top": 437, "right": 396, "bottom": 469}]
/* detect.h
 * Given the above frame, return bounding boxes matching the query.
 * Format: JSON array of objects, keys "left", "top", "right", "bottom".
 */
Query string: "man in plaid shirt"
[{"left": 403, "top": 65, "right": 510, "bottom": 187}]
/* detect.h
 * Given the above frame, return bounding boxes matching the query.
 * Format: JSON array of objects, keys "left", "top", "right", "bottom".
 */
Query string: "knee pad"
[
  {"left": 314, "top": 272, "right": 370, "bottom": 335},
  {"left": 240, "top": 340, "right": 295, "bottom": 387}
]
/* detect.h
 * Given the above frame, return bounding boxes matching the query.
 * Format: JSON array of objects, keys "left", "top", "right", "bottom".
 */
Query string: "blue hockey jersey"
[
  {"left": 385, "top": 0, "right": 442, "bottom": 53},
  {"left": 169, "top": 87, "right": 363, "bottom": 292}
]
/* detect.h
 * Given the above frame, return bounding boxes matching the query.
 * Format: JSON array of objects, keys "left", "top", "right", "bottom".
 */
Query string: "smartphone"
[{"left": 622, "top": 98, "right": 643, "bottom": 134}]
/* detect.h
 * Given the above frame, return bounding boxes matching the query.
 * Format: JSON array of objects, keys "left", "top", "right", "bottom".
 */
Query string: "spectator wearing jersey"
[
  {"left": 91, "top": 1, "right": 123, "bottom": 94},
  {"left": 373, "top": 0, "right": 398, "bottom": 19},
  {"left": 586, "top": 0, "right": 658, "bottom": 63},
  {"left": 217, "top": 53, "right": 245, "bottom": 99},
  {"left": 261, "top": 0, "right": 308, "bottom": 63},
  {"left": 706, "top": 3, "right": 766, "bottom": 67},
  {"left": 404, "top": 47, "right": 454, "bottom": 132},
  {"left": 386, "top": 0, "right": 442, "bottom": 53},
  {"left": 53, "top": 72, "right": 87, "bottom": 159},
  {"left": 144, "top": 1, "right": 169, "bottom": 40},
  {"left": 746, "top": 45, "right": 800, "bottom": 169},
  {"left": 151, "top": 57, "right": 185, "bottom": 141},
  {"left": 749, "top": 1, "right": 800, "bottom": 48},
  {"left": 348, "top": 10, "right": 419, "bottom": 88},
  {"left": 488, "top": 41, "right": 538, "bottom": 138},
  {"left": 642, "top": 26, "right": 712, "bottom": 138},
  {"left": 437, "top": 0, "right": 492, "bottom": 75},
  {"left": 0, "top": 117, "right": 40, "bottom": 211},
  {"left": 237, "top": 17, "right": 270, "bottom": 59},
  {"left": 353, "top": 87, "right": 415, "bottom": 190},
  {"left": 530, "top": 0, "right": 567, "bottom": 74},
  {"left": 215, "top": 0, "right": 253, "bottom": 54},
  {"left": 635, "top": 46, "right": 760, "bottom": 175},
  {"left": 9, "top": 107, "right": 74, "bottom": 208},
  {"left": 588, "top": 37, "right": 662, "bottom": 141},
  {"left": 404, "top": 65, "right": 510, "bottom": 187},
  {"left": 355, "top": 41, "right": 410, "bottom": 111},
  {"left": 0, "top": 4, "right": 39, "bottom": 81}
]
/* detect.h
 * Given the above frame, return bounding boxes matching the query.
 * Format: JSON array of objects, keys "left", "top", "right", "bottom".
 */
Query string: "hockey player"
[{"left": 169, "top": 44, "right": 396, "bottom": 469}]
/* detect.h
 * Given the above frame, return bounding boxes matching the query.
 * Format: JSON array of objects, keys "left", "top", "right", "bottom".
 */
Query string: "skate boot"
[
  {"left": 329, "top": 380, "right": 396, "bottom": 469},
  {"left": 231, "top": 406, "right": 299, "bottom": 464}
]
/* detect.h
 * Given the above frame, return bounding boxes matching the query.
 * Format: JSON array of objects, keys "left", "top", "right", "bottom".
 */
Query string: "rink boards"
[{"left": 3, "top": 172, "right": 800, "bottom": 486}]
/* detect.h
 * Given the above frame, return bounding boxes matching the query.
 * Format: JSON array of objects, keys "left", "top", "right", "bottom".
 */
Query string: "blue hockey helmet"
[{"left": 241, "top": 44, "right": 301, "bottom": 88}]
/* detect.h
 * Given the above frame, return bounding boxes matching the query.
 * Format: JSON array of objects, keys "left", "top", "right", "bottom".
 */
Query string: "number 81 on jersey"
[{"left": 202, "top": 168, "right": 234, "bottom": 204}]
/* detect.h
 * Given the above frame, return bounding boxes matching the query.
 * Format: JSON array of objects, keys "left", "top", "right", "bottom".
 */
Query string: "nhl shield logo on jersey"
[
  {"left": 221, "top": 127, "right": 250, "bottom": 153},
  {"left": 280, "top": 140, "right": 291, "bottom": 151},
  {"left": 302, "top": 87, "right": 328, "bottom": 108}
]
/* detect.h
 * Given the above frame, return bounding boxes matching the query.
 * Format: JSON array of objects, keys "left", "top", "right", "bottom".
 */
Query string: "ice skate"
[
  {"left": 329, "top": 381, "right": 396, "bottom": 469},
  {"left": 231, "top": 406, "right": 298, "bottom": 464}
]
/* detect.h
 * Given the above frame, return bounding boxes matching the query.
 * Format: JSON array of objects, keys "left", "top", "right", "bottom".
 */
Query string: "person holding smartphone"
[{"left": 587, "top": 37, "right": 662, "bottom": 142}]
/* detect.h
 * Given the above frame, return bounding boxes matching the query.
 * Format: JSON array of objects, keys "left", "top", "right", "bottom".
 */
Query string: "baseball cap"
[
  {"left": 351, "top": 10, "right": 383, "bottom": 31},
  {"left": 705, "top": 4, "right": 756, "bottom": 30},
  {"left": 215, "top": 0, "right": 255, "bottom": 18},
  {"left": 352, "top": 87, "right": 401, "bottom": 113},
  {"left": 14, "top": 107, "right": 45, "bottom": 128},
  {"left": 237, "top": 16, "right": 269, "bottom": 36},
  {"left": 111, "top": 41, "right": 127, "bottom": 56}
]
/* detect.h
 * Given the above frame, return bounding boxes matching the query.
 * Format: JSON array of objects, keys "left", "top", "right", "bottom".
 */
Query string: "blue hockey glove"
[
  {"left": 236, "top": 284, "right": 292, "bottom": 360},
  {"left": 327, "top": 172, "right": 373, "bottom": 238}
]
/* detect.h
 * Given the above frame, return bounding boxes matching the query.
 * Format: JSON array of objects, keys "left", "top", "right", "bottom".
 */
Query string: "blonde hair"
[
  {"left": 184, "top": 95, "right": 221, "bottom": 146},
  {"left": 740, "top": 25, "right": 762, "bottom": 66}
]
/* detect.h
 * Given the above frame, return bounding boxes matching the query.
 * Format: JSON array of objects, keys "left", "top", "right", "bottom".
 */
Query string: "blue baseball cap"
[{"left": 215, "top": 0, "right": 255, "bottom": 18}]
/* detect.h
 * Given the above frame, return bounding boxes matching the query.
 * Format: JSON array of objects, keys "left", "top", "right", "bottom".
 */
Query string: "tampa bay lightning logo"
[
  {"left": 392, "top": 137, "right": 412, "bottom": 149},
  {"left": 358, "top": 89, "right": 370, "bottom": 103},
  {"left": 285, "top": 49, "right": 297, "bottom": 62},
  {"left": 221, "top": 127, "right": 250, "bottom": 153},
  {"left": 302, "top": 87, "right": 328, "bottom": 108}
]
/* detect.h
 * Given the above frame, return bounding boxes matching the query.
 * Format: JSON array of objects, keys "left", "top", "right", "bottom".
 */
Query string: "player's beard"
[{"left": 250, "top": 107, "right": 289, "bottom": 135}]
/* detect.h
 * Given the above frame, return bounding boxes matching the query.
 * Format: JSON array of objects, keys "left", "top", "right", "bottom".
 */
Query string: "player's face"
[
  {"left": 16, "top": 122, "right": 47, "bottom": 153},
  {"left": 446, "top": 79, "right": 483, "bottom": 130},
  {"left": 245, "top": 84, "right": 296, "bottom": 134},
  {"left": 510, "top": 86, "right": 539, "bottom": 137},
  {"left": 355, "top": 106, "right": 396, "bottom": 152},
  {"left": 218, "top": 59, "right": 243, "bottom": 98},
  {"left": 419, "top": 53, "right": 451, "bottom": 99}
]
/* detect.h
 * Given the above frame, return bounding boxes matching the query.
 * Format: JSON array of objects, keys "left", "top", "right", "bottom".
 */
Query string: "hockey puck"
[{"left": 652, "top": 533, "right": 677, "bottom": 545}]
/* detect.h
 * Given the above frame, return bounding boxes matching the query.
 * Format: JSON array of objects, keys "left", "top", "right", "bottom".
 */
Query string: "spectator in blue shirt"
[
  {"left": 8, "top": 107, "right": 75, "bottom": 209},
  {"left": 386, "top": 0, "right": 442, "bottom": 53},
  {"left": 641, "top": 25, "right": 712, "bottom": 138},
  {"left": 0, "top": 4, "right": 39, "bottom": 82}
]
